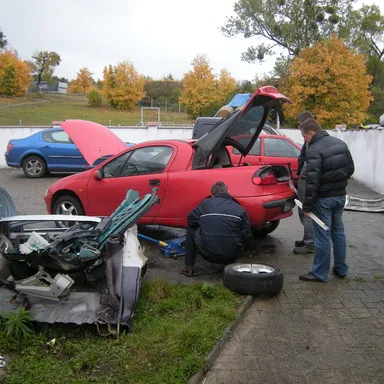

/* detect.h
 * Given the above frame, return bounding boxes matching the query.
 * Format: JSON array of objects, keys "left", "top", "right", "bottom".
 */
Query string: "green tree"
[
  {"left": 95, "top": 79, "right": 103, "bottom": 90},
  {"left": 0, "top": 27, "right": 7, "bottom": 51},
  {"left": 52, "top": 75, "right": 68, "bottom": 83},
  {"left": 0, "top": 64, "right": 16, "bottom": 96},
  {"left": 29, "top": 51, "right": 61, "bottom": 90},
  {"left": 221, "top": 0, "right": 355, "bottom": 63},
  {"left": 87, "top": 89, "right": 103, "bottom": 107},
  {"left": 350, "top": 5, "right": 384, "bottom": 59},
  {"left": 235, "top": 80, "right": 256, "bottom": 93},
  {"left": 349, "top": 5, "right": 384, "bottom": 123},
  {"left": 144, "top": 78, "right": 183, "bottom": 103}
]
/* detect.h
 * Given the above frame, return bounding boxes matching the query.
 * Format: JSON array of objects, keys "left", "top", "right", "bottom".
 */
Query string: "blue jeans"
[{"left": 311, "top": 196, "right": 348, "bottom": 281}]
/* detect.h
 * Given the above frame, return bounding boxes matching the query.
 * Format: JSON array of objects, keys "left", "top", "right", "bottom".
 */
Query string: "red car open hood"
[{"left": 61, "top": 120, "right": 127, "bottom": 166}]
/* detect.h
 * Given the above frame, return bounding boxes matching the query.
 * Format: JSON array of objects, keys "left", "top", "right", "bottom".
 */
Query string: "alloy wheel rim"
[
  {"left": 26, "top": 160, "right": 42, "bottom": 176},
  {"left": 232, "top": 264, "right": 275, "bottom": 274}
]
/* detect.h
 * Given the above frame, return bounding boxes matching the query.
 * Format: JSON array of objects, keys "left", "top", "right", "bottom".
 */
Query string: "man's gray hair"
[
  {"left": 211, "top": 181, "right": 228, "bottom": 196},
  {"left": 295, "top": 110, "right": 314, "bottom": 123}
]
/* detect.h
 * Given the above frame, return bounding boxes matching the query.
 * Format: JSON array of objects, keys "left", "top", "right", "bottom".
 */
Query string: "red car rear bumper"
[{"left": 237, "top": 191, "right": 296, "bottom": 227}]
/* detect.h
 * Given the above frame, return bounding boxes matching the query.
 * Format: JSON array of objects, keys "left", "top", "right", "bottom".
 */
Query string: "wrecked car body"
[{"left": 0, "top": 187, "right": 159, "bottom": 335}]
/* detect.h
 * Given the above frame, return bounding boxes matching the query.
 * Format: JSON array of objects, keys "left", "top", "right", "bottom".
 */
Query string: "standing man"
[
  {"left": 180, "top": 181, "right": 252, "bottom": 277},
  {"left": 294, "top": 110, "right": 315, "bottom": 254},
  {"left": 298, "top": 118, "right": 354, "bottom": 282}
]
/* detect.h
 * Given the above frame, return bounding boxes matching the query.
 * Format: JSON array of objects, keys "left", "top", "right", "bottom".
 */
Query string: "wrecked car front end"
[{"left": 0, "top": 188, "right": 159, "bottom": 335}]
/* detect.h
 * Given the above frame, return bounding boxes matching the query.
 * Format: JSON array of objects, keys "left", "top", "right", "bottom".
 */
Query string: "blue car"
[{"left": 5, "top": 127, "right": 134, "bottom": 178}]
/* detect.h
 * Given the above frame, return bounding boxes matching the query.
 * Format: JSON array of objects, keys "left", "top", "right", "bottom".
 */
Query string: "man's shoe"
[
  {"left": 179, "top": 266, "right": 196, "bottom": 277},
  {"left": 332, "top": 268, "right": 346, "bottom": 278},
  {"left": 294, "top": 244, "right": 315, "bottom": 254},
  {"left": 295, "top": 240, "right": 304, "bottom": 247},
  {"left": 299, "top": 272, "right": 323, "bottom": 282}
]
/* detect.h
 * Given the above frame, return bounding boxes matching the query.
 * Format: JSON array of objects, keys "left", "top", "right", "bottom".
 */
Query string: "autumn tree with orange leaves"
[
  {"left": 180, "top": 55, "right": 237, "bottom": 118},
  {"left": 102, "top": 62, "right": 145, "bottom": 110},
  {"left": 284, "top": 35, "right": 373, "bottom": 128},
  {"left": 0, "top": 49, "right": 32, "bottom": 96},
  {"left": 69, "top": 67, "right": 94, "bottom": 94}
]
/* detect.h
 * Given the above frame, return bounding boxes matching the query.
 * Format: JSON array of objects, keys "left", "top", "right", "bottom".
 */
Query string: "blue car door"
[{"left": 39, "top": 129, "right": 87, "bottom": 172}]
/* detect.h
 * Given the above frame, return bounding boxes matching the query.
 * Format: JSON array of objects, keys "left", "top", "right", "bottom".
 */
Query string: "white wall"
[
  {"left": 1, "top": 125, "right": 383, "bottom": 195},
  {"left": 280, "top": 128, "right": 384, "bottom": 195}
]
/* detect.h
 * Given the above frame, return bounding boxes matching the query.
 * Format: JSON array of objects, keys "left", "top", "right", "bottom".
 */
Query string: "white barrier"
[{"left": 1, "top": 125, "right": 383, "bottom": 195}]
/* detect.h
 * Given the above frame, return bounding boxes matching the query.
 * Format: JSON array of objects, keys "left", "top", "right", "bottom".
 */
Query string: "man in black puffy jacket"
[
  {"left": 180, "top": 181, "right": 252, "bottom": 277},
  {"left": 298, "top": 118, "right": 355, "bottom": 282}
]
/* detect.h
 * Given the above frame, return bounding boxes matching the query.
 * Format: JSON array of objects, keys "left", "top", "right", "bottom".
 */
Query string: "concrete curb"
[{"left": 187, "top": 295, "right": 254, "bottom": 384}]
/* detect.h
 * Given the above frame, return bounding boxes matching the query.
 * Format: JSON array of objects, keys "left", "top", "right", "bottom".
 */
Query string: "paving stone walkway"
[{"left": 203, "top": 179, "right": 384, "bottom": 384}]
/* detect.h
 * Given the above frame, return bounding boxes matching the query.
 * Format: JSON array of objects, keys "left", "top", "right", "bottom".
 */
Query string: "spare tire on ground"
[{"left": 223, "top": 263, "right": 283, "bottom": 297}]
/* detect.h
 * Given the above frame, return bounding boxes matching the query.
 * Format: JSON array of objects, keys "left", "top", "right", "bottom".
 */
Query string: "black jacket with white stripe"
[{"left": 187, "top": 192, "right": 252, "bottom": 260}]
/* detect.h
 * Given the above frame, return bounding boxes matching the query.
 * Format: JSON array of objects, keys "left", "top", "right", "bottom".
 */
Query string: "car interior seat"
[{"left": 209, "top": 147, "right": 232, "bottom": 168}]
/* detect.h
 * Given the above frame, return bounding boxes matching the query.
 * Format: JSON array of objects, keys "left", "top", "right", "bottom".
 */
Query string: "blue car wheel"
[{"left": 22, "top": 155, "right": 47, "bottom": 178}]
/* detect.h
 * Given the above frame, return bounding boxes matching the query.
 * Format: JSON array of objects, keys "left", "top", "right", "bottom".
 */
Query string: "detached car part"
[{"left": 0, "top": 188, "right": 159, "bottom": 335}]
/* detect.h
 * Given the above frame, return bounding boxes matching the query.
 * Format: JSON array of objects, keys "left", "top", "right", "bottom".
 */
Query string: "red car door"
[
  {"left": 228, "top": 137, "right": 262, "bottom": 166},
  {"left": 261, "top": 136, "right": 301, "bottom": 182},
  {"left": 85, "top": 144, "right": 176, "bottom": 222}
]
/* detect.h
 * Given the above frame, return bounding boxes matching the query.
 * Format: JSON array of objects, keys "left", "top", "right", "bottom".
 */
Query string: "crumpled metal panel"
[
  {"left": 344, "top": 195, "right": 384, "bottom": 213},
  {"left": 0, "top": 227, "right": 148, "bottom": 335}
]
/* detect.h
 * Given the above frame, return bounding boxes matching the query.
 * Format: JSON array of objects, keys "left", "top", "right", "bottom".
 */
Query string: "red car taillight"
[
  {"left": 252, "top": 170, "right": 277, "bottom": 185},
  {"left": 7, "top": 142, "right": 14, "bottom": 152}
]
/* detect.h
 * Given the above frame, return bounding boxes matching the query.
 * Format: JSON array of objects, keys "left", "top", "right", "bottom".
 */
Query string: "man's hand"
[{"left": 304, "top": 212, "right": 311, "bottom": 217}]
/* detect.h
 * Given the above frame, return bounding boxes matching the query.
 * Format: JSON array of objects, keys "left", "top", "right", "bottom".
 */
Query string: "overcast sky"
[{"left": 0, "top": 0, "right": 382, "bottom": 83}]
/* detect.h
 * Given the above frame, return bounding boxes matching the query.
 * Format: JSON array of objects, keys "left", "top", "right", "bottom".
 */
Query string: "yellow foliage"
[
  {"left": 0, "top": 49, "right": 32, "bottom": 96},
  {"left": 68, "top": 79, "right": 82, "bottom": 93},
  {"left": 102, "top": 62, "right": 145, "bottom": 110},
  {"left": 68, "top": 67, "right": 93, "bottom": 94},
  {"left": 283, "top": 35, "right": 373, "bottom": 128},
  {"left": 180, "top": 55, "right": 236, "bottom": 118},
  {"left": 218, "top": 69, "right": 237, "bottom": 104}
]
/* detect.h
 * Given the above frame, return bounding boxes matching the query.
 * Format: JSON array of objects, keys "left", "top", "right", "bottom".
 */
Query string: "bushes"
[{"left": 87, "top": 89, "right": 102, "bottom": 107}]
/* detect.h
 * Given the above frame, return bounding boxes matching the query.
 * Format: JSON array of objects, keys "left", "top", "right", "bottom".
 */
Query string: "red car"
[
  {"left": 45, "top": 86, "right": 297, "bottom": 235},
  {"left": 228, "top": 134, "right": 302, "bottom": 185}
]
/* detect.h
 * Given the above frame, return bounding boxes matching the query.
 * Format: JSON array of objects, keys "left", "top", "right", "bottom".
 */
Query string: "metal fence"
[
  {"left": 159, "top": 122, "right": 194, "bottom": 128},
  {"left": 0, "top": 100, "right": 50, "bottom": 113}
]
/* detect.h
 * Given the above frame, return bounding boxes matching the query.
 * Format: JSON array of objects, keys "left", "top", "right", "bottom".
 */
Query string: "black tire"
[
  {"left": 52, "top": 195, "right": 85, "bottom": 228},
  {"left": 251, "top": 220, "right": 280, "bottom": 237},
  {"left": 223, "top": 263, "right": 283, "bottom": 297},
  {"left": 22, "top": 155, "right": 47, "bottom": 178}
]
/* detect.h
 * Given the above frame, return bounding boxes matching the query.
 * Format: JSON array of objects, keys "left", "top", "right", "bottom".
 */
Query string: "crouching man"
[{"left": 180, "top": 181, "right": 252, "bottom": 277}]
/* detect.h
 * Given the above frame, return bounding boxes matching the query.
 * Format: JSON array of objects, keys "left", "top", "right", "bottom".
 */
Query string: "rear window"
[
  {"left": 226, "top": 106, "right": 265, "bottom": 147},
  {"left": 43, "top": 130, "right": 73, "bottom": 144}
]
